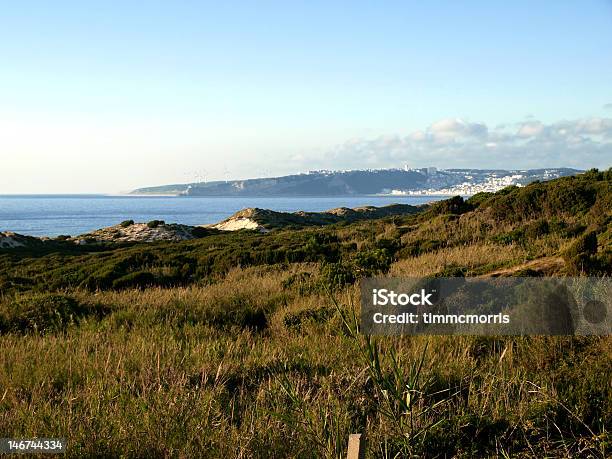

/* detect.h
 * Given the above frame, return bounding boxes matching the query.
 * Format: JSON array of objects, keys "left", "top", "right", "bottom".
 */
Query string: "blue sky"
[{"left": 1, "top": 1, "right": 611, "bottom": 192}]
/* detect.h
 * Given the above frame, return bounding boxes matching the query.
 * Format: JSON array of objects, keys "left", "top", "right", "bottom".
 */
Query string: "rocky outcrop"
[
  {"left": 211, "top": 216, "right": 270, "bottom": 233},
  {"left": 70, "top": 222, "right": 209, "bottom": 244},
  {"left": 0, "top": 232, "right": 43, "bottom": 249},
  {"left": 1, "top": 223, "right": 213, "bottom": 249}
]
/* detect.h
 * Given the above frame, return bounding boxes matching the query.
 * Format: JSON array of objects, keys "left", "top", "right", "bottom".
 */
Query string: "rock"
[
  {"left": 0, "top": 231, "right": 46, "bottom": 249},
  {"left": 69, "top": 222, "right": 201, "bottom": 243},
  {"left": 212, "top": 217, "right": 270, "bottom": 233},
  {"left": 0, "top": 232, "right": 25, "bottom": 248}
]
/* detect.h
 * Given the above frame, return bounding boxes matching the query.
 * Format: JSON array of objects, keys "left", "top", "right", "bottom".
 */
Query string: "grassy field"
[{"left": 0, "top": 170, "right": 611, "bottom": 457}]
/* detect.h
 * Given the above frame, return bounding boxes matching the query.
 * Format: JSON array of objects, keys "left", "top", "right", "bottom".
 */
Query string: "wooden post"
[{"left": 346, "top": 433, "right": 364, "bottom": 459}]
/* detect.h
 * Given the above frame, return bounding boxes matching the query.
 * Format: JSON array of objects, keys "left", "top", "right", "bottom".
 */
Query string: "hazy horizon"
[
  {"left": 1, "top": 1, "right": 611, "bottom": 193},
  {"left": 0, "top": 165, "right": 591, "bottom": 196}
]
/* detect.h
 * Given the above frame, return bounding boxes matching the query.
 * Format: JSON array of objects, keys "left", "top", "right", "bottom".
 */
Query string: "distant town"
[{"left": 382, "top": 166, "right": 569, "bottom": 196}]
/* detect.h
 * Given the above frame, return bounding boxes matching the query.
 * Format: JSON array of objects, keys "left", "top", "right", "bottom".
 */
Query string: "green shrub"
[
  {"left": 301, "top": 233, "right": 340, "bottom": 261},
  {"left": 0, "top": 294, "right": 108, "bottom": 334},
  {"left": 492, "top": 219, "right": 551, "bottom": 245},
  {"left": 319, "top": 262, "right": 356, "bottom": 290},
  {"left": 111, "top": 271, "right": 156, "bottom": 290},
  {"left": 147, "top": 220, "right": 165, "bottom": 228},
  {"left": 354, "top": 248, "right": 392, "bottom": 276},
  {"left": 397, "top": 243, "right": 421, "bottom": 258},
  {"left": 562, "top": 223, "right": 586, "bottom": 237},
  {"left": 283, "top": 306, "right": 335, "bottom": 330},
  {"left": 564, "top": 232, "right": 597, "bottom": 259},
  {"left": 375, "top": 237, "right": 401, "bottom": 254},
  {"left": 594, "top": 250, "right": 612, "bottom": 275},
  {"left": 432, "top": 265, "right": 468, "bottom": 277},
  {"left": 524, "top": 219, "right": 550, "bottom": 239},
  {"left": 120, "top": 220, "right": 135, "bottom": 228},
  {"left": 191, "top": 226, "right": 211, "bottom": 238},
  {"left": 397, "top": 239, "right": 442, "bottom": 258},
  {"left": 282, "top": 272, "right": 316, "bottom": 294},
  {"left": 466, "top": 192, "right": 493, "bottom": 207},
  {"left": 82, "top": 265, "right": 122, "bottom": 290},
  {"left": 207, "top": 297, "right": 269, "bottom": 330},
  {"left": 563, "top": 232, "right": 598, "bottom": 274},
  {"left": 164, "top": 295, "right": 279, "bottom": 331},
  {"left": 428, "top": 196, "right": 473, "bottom": 216},
  {"left": 491, "top": 228, "right": 525, "bottom": 245}
]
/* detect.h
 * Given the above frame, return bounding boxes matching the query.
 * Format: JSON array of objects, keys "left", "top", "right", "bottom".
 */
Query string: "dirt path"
[{"left": 483, "top": 256, "right": 565, "bottom": 277}]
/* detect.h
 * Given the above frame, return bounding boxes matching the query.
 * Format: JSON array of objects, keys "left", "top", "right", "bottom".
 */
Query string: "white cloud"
[
  {"left": 409, "top": 130, "right": 426, "bottom": 141},
  {"left": 430, "top": 118, "right": 488, "bottom": 138},
  {"left": 574, "top": 117, "right": 612, "bottom": 135},
  {"left": 517, "top": 121, "right": 544, "bottom": 138},
  {"left": 316, "top": 117, "right": 612, "bottom": 170}
]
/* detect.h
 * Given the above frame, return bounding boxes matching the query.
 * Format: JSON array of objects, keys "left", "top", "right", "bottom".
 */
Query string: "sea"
[{"left": 0, "top": 194, "right": 448, "bottom": 237}]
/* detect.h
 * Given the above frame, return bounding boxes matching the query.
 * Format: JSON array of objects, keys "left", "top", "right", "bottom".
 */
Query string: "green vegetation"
[
  {"left": 219, "top": 204, "right": 422, "bottom": 230},
  {"left": 146, "top": 219, "right": 165, "bottom": 228},
  {"left": 0, "top": 293, "right": 109, "bottom": 334},
  {"left": 0, "top": 170, "right": 610, "bottom": 457}
]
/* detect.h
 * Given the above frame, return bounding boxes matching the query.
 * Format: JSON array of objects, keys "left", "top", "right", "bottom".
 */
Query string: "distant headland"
[{"left": 131, "top": 167, "right": 581, "bottom": 197}]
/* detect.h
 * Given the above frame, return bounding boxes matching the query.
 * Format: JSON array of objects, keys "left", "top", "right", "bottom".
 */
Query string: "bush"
[
  {"left": 302, "top": 233, "right": 340, "bottom": 261},
  {"left": 111, "top": 271, "right": 156, "bottom": 290},
  {"left": 82, "top": 265, "right": 122, "bottom": 290},
  {"left": 493, "top": 219, "right": 551, "bottom": 245},
  {"left": 524, "top": 219, "right": 550, "bottom": 239},
  {"left": 147, "top": 220, "right": 165, "bottom": 229},
  {"left": 595, "top": 250, "right": 612, "bottom": 275},
  {"left": 283, "top": 306, "right": 335, "bottom": 330},
  {"left": 466, "top": 192, "right": 493, "bottom": 207},
  {"left": 319, "top": 262, "right": 356, "bottom": 291},
  {"left": 120, "top": 220, "right": 135, "bottom": 228},
  {"left": 354, "top": 248, "right": 392, "bottom": 276},
  {"left": 491, "top": 229, "right": 524, "bottom": 245},
  {"left": 0, "top": 294, "right": 108, "bottom": 334},
  {"left": 282, "top": 272, "right": 316, "bottom": 294},
  {"left": 428, "top": 196, "right": 473, "bottom": 216},
  {"left": 191, "top": 226, "right": 211, "bottom": 238},
  {"left": 563, "top": 232, "right": 598, "bottom": 274},
  {"left": 564, "top": 232, "right": 597, "bottom": 259},
  {"left": 398, "top": 239, "right": 442, "bottom": 258},
  {"left": 432, "top": 265, "right": 468, "bottom": 277},
  {"left": 170, "top": 295, "right": 279, "bottom": 331},
  {"left": 375, "top": 237, "right": 401, "bottom": 254},
  {"left": 210, "top": 300, "right": 268, "bottom": 330}
]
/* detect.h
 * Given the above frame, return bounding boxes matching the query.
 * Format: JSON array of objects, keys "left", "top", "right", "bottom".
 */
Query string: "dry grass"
[
  {"left": 390, "top": 243, "right": 527, "bottom": 277},
  {"left": 0, "top": 264, "right": 609, "bottom": 458}
]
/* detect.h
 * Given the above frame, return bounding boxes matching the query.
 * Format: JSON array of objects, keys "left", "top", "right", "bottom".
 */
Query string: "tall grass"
[{"left": 0, "top": 268, "right": 609, "bottom": 457}]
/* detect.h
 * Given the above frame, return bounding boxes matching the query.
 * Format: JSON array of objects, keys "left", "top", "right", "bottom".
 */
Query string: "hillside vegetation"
[
  {"left": 0, "top": 169, "right": 610, "bottom": 457},
  {"left": 212, "top": 203, "right": 423, "bottom": 231}
]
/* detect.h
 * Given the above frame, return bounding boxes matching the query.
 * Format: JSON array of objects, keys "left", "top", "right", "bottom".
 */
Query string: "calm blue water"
[{"left": 0, "top": 195, "right": 446, "bottom": 237}]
